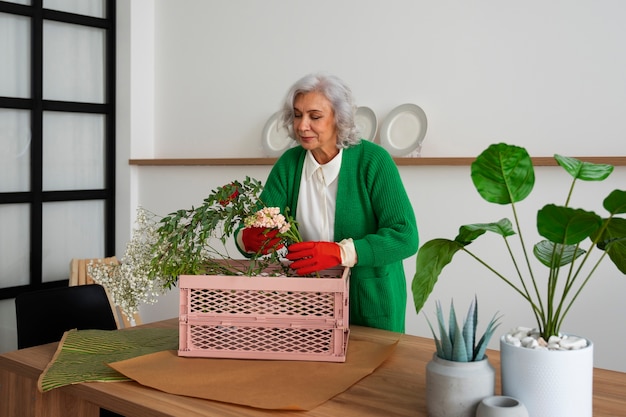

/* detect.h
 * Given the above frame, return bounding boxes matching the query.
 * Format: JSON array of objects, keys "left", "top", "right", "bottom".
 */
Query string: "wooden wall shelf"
[{"left": 129, "top": 156, "right": 626, "bottom": 167}]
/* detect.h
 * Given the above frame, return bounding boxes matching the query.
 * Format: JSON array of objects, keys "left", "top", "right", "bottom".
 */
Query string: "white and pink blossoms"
[
  {"left": 245, "top": 207, "right": 291, "bottom": 233},
  {"left": 244, "top": 207, "right": 302, "bottom": 244}
]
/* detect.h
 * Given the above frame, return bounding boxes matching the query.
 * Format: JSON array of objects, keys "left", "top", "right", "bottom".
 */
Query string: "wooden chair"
[{"left": 69, "top": 257, "right": 142, "bottom": 328}]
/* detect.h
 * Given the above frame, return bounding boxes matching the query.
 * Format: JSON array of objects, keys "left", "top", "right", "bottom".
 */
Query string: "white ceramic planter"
[
  {"left": 426, "top": 353, "right": 495, "bottom": 417},
  {"left": 500, "top": 335, "right": 593, "bottom": 417}
]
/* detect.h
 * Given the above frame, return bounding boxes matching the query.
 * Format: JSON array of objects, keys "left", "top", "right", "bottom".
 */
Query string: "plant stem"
[
  {"left": 509, "top": 202, "right": 546, "bottom": 330},
  {"left": 556, "top": 251, "right": 608, "bottom": 332},
  {"left": 462, "top": 248, "right": 541, "bottom": 318}
]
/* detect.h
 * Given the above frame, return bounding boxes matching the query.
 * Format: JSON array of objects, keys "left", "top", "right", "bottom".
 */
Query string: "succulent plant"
[{"left": 425, "top": 296, "right": 501, "bottom": 362}]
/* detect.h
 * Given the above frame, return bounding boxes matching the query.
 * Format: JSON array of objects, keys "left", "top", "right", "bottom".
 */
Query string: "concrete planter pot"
[
  {"left": 426, "top": 353, "right": 495, "bottom": 417},
  {"left": 476, "top": 395, "right": 529, "bottom": 417},
  {"left": 500, "top": 335, "right": 594, "bottom": 417}
]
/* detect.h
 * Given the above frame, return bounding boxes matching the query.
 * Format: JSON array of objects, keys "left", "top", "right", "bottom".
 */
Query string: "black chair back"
[{"left": 15, "top": 284, "right": 117, "bottom": 349}]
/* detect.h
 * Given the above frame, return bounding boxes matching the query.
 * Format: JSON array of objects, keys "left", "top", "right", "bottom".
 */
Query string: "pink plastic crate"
[{"left": 178, "top": 265, "right": 350, "bottom": 362}]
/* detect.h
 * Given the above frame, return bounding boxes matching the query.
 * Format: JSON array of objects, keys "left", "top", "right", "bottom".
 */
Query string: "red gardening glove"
[
  {"left": 241, "top": 227, "right": 284, "bottom": 254},
  {"left": 286, "top": 241, "right": 342, "bottom": 275}
]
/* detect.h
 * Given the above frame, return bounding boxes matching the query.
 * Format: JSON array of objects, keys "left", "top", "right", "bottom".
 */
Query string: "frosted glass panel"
[
  {"left": 42, "top": 112, "right": 105, "bottom": 191},
  {"left": 0, "top": 13, "right": 30, "bottom": 98},
  {"left": 0, "top": 204, "right": 30, "bottom": 288},
  {"left": 44, "top": 0, "right": 106, "bottom": 18},
  {"left": 0, "top": 110, "right": 31, "bottom": 192},
  {"left": 43, "top": 21, "right": 105, "bottom": 103},
  {"left": 0, "top": 299, "right": 18, "bottom": 353},
  {"left": 42, "top": 200, "right": 105, "bottom": 282}
]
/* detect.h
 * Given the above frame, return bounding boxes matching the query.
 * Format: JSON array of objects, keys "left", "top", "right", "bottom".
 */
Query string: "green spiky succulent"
[{"left": 425, "top": 296, "right": 501, "bottom": 362}]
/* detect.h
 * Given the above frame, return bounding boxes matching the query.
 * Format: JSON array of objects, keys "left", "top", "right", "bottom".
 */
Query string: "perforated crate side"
[
  {"left": 179, "top": 320, "right": 349, "bottom": 362},
  {"left": 178, "top": 266, "right": 350, "bottom": 362}
]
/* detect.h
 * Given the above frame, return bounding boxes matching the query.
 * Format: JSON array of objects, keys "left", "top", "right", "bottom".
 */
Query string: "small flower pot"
[
  {"left": 425, "top": 353, "right": 495, "bottom": 417},
  {"left": 476, "top": 396, "right": 529, "bottom": 417}
]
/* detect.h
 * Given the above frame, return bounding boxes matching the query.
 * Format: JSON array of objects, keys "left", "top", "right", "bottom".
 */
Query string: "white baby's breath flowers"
[{"left": 88, "top": 207, "right": 167, "bottom": 321}]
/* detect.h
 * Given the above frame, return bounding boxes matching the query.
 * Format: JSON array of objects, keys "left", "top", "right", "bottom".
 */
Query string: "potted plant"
[
  {"left": 411, "top": 142, "right": 626, "bottom": 417},
  {"left": 424, "top": 296, "right": 501, "bottom": 417}
]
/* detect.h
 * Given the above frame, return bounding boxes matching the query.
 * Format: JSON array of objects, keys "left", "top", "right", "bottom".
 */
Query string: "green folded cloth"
[{"left": 38, "top": 327, "right": 178, "bottom": 392}]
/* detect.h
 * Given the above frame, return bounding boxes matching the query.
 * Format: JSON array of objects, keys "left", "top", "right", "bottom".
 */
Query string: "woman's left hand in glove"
[{"left": 286, "top": 241, "right": 342, "bottom": 275}]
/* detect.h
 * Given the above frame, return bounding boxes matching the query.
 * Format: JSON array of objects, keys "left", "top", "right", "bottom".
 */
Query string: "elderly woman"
[{"left": 239, "top": 73, "right": 418, "bottom": 332}]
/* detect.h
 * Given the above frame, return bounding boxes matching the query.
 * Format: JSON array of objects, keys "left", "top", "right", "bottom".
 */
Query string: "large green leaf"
[
  {"left": 537, "top": 204, "right": 602, "bottom": 245},
  {"left": 533, "top": 240, "right": 585, "bottom": 268},
  {"left": 412, "top": 239, "right": 464, "bottom": 313},
  {"left": 554, "top": 154, "right": 614, "bottom": 181},
  {"left": 592, "top": 190, "right": 626, "bottom": 273},
  {"left": 456, "top": 218, "right": 516, "bottom": 244},
  {"left": 604, "top": 189, "right": 626, "bottom": 215},
  {"left": 592, "top": 217, "right": 626, "bottom": 274},
  {"left": 471, "top": 143, "right": 535, "bottom": 205}
]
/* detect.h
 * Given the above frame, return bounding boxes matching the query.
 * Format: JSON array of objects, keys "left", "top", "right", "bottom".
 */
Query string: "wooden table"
[{"left": 1, "top": 318, "right": 625, "bottom": 417}]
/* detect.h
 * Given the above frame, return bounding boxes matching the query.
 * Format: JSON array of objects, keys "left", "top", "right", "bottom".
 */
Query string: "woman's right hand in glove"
[{"left": 241, "top": 227, "right": 284, "bottom": 254}]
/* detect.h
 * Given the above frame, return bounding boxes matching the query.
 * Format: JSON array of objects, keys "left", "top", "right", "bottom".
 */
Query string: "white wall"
[
  {"left": 121, "top": 0, "right": 626, "bottom": 372},
  {"left": 150, "top": 0, "right": 626, "bottom": 158}
]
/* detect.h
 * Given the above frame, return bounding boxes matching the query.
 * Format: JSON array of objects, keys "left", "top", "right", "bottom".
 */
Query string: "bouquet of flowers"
[
  {"left": 89, "top": 176, "right": 302, "bottom": 320},
  {"left": 151, "top": 176, "right": 302, "bottom": 288},
  {"left": 244, "top": 206, "right": 302, "bottom": 246}
]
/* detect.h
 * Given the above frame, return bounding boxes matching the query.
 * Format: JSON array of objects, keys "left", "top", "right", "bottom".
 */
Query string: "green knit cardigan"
[{"left": 260, "top": 140, "right": 418, "bottom": 332}]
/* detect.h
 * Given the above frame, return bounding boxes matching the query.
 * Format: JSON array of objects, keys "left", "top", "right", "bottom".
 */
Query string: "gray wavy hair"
[{"left": 281, "top": 73, "right": 360, "bottom": 148}]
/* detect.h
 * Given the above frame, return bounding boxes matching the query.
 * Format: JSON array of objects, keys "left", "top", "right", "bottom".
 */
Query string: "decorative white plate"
[
  {"left": 355, "top": 106, "right": 378, "bottom": 141},
  {"left": 261, "top": 112, "right": 293, "bottom": 157},
  {"left": 379, "top": 103, "right": 428, "bottom": 157}
]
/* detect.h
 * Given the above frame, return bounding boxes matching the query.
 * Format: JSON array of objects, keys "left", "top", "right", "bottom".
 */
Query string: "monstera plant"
[{"left": 412, "top": 143, "right": 626, "bottom": 340}]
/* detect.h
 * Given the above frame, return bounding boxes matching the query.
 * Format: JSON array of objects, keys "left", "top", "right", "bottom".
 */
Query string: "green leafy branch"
[{"left": 149, "top": 176, "right": 296, "bottom": 289}]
